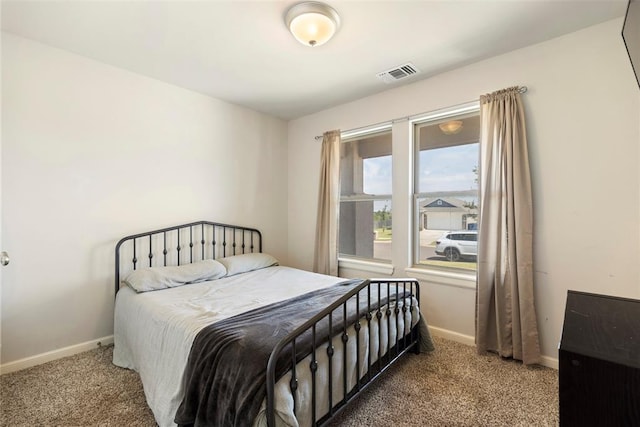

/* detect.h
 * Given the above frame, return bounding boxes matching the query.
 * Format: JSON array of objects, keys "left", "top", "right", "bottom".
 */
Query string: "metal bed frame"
[{"left": 115, "top": 220, "right": 421, "bottom": 427}]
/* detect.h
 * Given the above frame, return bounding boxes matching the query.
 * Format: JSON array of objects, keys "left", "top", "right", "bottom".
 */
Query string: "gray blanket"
[{"left": 174, "top": 279, "right": 417, "bottom": 427}]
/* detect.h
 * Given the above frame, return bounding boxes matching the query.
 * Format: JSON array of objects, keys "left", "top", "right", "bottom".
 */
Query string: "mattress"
[{"left": 113, "top": 266, "right": 425, "bottom": 427}]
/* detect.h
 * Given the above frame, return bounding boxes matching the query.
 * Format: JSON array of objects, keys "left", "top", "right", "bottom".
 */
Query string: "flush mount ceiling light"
[
  {"left": 285, "top": 2, "right": 341, "bottom": 47},
  {"left": 439, "top": 120, "right": 464, "bottom": 135}
]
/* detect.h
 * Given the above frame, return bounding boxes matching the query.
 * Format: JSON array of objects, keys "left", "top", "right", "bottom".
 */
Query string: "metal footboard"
[{"left": 265, "top": 278, "right": 421, "bottom": 427}]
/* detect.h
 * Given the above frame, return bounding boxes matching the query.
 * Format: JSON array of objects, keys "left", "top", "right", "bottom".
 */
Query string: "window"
[
  {"left": 339, "top": 128, "right": 392, "bottom": 262},
  {"left": 335, "top": 103, "right": 479, "bottom": 275},
  {"left": 413, "top": 110, "right": 480, "bottom": 271}
]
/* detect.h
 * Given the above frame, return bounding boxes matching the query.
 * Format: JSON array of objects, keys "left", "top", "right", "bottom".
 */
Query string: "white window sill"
[
  {"left": 336, "top": 260, "right": 476, "bottom": 289},
  {"left": 404, "top": 267, "right": 476, "bottom": 290},
  {"left": 338, "top": 258, "right": 394, "bottom": 275}
]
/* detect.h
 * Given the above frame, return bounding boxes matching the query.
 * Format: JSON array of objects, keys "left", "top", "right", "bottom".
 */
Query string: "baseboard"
[
  {"left": 428, "top": 325, "right": 476, "bottom": 346},
  {"left": 427, "top": 325, "right": 558, "bottom": 370},
  {"left": 0, "top": 335, "right": 114, "bottom": 375},
  {"left": 539, "top": 354, "right": 559, "bottom": 370}
]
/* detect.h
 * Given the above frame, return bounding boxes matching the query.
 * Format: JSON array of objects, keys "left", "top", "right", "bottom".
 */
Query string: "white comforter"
[
  {"left": 113, "top": 266, "right": 423, "bottom": 427},
  {"left": 113, "top": 266, "right": 345, "bottom": 427}
]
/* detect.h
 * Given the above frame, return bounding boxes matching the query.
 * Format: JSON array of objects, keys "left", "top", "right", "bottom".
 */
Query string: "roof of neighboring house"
[{"left": 420, "top": 197, "right": 477, "bottom": 213}]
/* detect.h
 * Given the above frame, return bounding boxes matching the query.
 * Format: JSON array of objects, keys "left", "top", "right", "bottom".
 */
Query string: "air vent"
[{"left": 376, "top": 63, "right": 420, "bottom": 84}]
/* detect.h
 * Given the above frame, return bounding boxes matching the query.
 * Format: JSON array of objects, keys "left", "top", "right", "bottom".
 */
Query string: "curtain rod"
[{"left": 314, "top": 86, "right": 528, "bottom": 140}]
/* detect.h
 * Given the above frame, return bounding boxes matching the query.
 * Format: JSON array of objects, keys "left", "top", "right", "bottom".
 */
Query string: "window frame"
[
  {"left": 410, "top": 101, "right": 480, "bottom": 273},
  {"left": 338, "top": 123, "right": 393, "bottom": 264},
  {"left": 333, "top": 101, "right": 480, "bottom": 284}
]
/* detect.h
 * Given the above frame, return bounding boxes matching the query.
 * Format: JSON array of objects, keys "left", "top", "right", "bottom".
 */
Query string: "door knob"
[{"left": 1, "top": 251, "right": 9, "bottom": 266}]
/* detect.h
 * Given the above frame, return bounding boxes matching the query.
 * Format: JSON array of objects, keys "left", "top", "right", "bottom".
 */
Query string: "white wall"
[
  {"left": 1, "top": 33, "right": 288, "bottom": 364},
  {"left": 288, "top": 19, "right": 640, "bottom": 364},
  {"left": 3, "top": 18, "right": 639, "bottom": 370}
]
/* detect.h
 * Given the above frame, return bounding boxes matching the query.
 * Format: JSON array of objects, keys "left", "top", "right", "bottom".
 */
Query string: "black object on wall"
[
  {"left": 623, "top": 0, "right": 640, "bottom": 89},
  {"left": 559, "top": 290, "right": 640, "bottom": 426}
]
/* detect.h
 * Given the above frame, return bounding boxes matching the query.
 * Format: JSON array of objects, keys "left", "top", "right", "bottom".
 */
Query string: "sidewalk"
[{"left": 419, "top": 229, "right": 444, "bottom": 246}]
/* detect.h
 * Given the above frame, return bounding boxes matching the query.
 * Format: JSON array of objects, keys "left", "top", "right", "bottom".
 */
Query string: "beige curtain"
[
  {"left": 476, "top": 87, "right": 541, "bottom": 365},
  {"left": 313, "top": 130, "right": 341, "bottom": 276}
]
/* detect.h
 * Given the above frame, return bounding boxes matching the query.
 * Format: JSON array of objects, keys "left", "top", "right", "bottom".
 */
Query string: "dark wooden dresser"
[{"left": 559, "top": 290, "right": 640, "bottom": 426}]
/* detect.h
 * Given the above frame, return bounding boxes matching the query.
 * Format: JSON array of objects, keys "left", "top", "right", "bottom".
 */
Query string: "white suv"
[{"left": 435, "top": 231, "right": 478, "bottom": 261}]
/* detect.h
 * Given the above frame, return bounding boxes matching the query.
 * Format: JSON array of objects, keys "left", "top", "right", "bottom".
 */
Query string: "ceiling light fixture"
[
  {"left": 285, "top": 2, "right": 341, "bottom": 47},
  {"left": 439, "top": 120, "right": 464, "bottom": 135}
]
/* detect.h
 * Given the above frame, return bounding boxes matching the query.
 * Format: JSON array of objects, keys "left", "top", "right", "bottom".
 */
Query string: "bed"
[{"left": 113, "top": 220, "right": 433, "bottom": 427}]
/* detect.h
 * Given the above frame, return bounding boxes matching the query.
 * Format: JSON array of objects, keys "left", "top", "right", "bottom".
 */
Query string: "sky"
[{"left": 363, "top": 143, "right": 479, "bottom": 201}]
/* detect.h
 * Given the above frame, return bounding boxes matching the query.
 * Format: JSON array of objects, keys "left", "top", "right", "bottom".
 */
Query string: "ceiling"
[{"left": 1, "top": 0, "right": 628, "bottom": 120}]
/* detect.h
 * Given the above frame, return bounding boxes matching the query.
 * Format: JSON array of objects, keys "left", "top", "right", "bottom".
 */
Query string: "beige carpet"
[{"left": 1, "top": 336, "right": 558, "bottom": 426}]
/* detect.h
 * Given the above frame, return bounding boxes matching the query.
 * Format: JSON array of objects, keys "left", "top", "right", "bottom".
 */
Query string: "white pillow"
[
  {"left": 218, "top": 252, "right": 279, "bottom": 276},
  {"left": 123, "top": 259, "right": 227, "bottom": 292}
]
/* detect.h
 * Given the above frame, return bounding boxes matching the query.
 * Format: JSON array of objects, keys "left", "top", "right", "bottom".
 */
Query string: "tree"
[
  {"left": 464, "top": 165, "right": 479, "bottom": 220},
  {"left": 374, "top": 205, "right": 391, "bottom": 231},
  {"left": 463, "top": 200, "right": 478, "bottom": 221}
]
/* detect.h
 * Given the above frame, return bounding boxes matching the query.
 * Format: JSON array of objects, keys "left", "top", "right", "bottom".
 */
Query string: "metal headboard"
[{"left": 115, "top": 220, "right": 262, "bottom": 296}]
